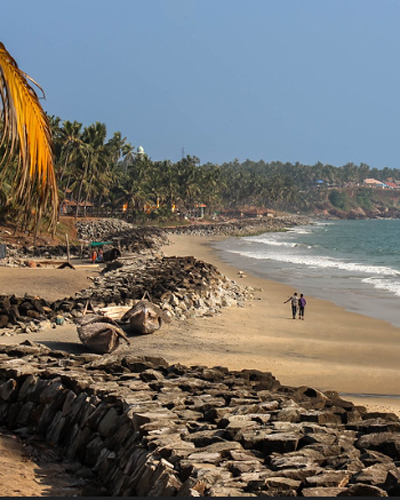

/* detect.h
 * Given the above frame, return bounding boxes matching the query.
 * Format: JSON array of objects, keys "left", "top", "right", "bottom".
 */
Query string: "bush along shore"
[{"left": 1, "top": 341, "right": 400, "bottom": 497}]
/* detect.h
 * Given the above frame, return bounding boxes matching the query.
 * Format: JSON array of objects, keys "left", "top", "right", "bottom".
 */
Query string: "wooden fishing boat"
[
  {"left": 77, "top": 314, "right": 130, "bottom": 354},
  {"left": 120, "top": 299, "right": 170, "bottom": 335}
]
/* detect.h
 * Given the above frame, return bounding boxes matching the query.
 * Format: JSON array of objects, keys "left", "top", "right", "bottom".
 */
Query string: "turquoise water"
[{"left": 212, "top": 219, "right": 400, "bottom": 328}]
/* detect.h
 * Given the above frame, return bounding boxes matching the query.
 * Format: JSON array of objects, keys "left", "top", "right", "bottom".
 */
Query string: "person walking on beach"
[
  {"left": 298, "top": 293, "right": 306, "bottom": 320},
  {"left": 284, "top": 292, "right": 298, "bottom": 319}
]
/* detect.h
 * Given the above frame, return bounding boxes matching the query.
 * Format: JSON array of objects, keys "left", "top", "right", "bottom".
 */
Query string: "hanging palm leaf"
[{"left": 0, "top": 42, "right": 58, "bottom": 234}]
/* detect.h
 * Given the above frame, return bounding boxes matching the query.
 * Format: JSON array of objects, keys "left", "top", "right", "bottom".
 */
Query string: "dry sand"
[{"left": 1, "top": 235, "right": 400, "bottom": 416}]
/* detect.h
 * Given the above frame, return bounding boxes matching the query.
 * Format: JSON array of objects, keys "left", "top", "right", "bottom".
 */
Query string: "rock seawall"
[
  {"left": 0, "top": 253, "right": 253, "bottom": 335},
  {"left": 1, "top": 341, "right": 400, "bottom": 497},
  {"left": 164, "top": 215, "right": 312, "bottom": 238}
]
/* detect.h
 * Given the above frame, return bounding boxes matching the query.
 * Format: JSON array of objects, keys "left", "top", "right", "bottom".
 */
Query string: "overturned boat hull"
[
  {"left": 121, "top": 300, "right": 170, "bottom": 335},
  {"left": 77, "top": 315, "right": 130, "bottom": 354}
]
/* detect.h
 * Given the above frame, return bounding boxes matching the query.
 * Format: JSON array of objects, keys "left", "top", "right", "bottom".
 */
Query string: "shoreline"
[{"left": 161, "top": 233, "right": 400, "bottom": 415}]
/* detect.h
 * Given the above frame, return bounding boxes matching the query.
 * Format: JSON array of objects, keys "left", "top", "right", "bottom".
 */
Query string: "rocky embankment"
[
  {"left": 1, "top": 341, "right": 400, "bottom": 497},
  {"left": 1, "top": 215, "right": 312, "bottom": 265},
  {"left": 164, "top": 214, "right": 312, "bottom": 237},
  {"left": 77, "top": 254, "right": 253, "bottom": 319},
  {"left": 3, "top": 219, "right": 168, "bottom": 266},
  {"left": 0, "top": 253, "right": 254, "bottom": 334}
]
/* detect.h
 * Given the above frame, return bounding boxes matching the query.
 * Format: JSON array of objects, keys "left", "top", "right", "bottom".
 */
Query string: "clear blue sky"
[{"left": 3, "top": 0, "right": 400, "bottom": 168}]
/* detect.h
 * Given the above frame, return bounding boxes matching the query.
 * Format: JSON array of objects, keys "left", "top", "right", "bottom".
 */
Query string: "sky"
[{"left": 3, "top": 0, "right": 400, "bottom": 168}]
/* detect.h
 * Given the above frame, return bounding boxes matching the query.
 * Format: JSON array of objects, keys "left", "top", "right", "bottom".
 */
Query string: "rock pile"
[
  {"left": 77, "top": 255, "right": 252, "bottom": 320},
  {"left": 0, "top": 254, "right": 252, "bottom": 334},
  {"left": 164, "top": 215, "right": 312, "bottom": 238},
  {"left": 75, "top": 218, "right": 136, "bottom": 241},
  {"left": 0, "top": 293, "right": 88, "bottom": 334},
  {"left": 76, "top": 219, "right": 168, "bottom": 255},
  {"left": 1, "top": 341, "right": 400, "bottom": 497}
]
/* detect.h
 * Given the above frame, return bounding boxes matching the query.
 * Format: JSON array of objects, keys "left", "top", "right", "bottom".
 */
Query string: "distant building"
[
  {"left": 384, "top": 181, "right": 399, "bottom": 189},
  {"left": 363, "top": 178, "right": 388, "bottom": 188},
  {"left": 193, "top": 203, "right": 206, "bottom": 218}
]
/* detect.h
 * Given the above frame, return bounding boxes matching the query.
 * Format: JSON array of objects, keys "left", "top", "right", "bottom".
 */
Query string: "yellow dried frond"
[{"left": 0, "top": 42, "right": 58, "bottom": 230}]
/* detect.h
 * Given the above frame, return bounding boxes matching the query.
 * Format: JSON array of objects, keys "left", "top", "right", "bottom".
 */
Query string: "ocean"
[{"left": 212, "top": 219, "right": 400, "bottom": 328}]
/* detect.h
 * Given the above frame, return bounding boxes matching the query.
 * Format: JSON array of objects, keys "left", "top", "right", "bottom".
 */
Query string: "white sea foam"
[
  {"left": 216, "top": 220, "right": 400, "bottom": 327},
  {"left": 290, "top": 228, "right": 313, "bottom": 235},
  {"left": 362, "top": 277, "right": 400, "bottom": 297},
  {"left": 243, "top": 237, "right": 298, "bottom": 248},
  {"left": 226, "top": 248, "right": 400, "bottom": 278}
]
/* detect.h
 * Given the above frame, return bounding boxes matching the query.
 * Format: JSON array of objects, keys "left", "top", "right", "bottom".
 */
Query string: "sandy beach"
[
  {"left": 159, "top": 234, "right": 400, "bottom": 415},
  {"left": 1, "top": 234, "right": 400, "bottom": 416}
]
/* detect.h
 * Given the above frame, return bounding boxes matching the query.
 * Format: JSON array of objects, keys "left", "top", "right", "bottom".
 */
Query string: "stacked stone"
[
  {"left": 164, "top": 215, "right": 312, "bottom": 238},
  {"left": 0, "top": 294, "right": 59, "bottom": 333},
  {"left": 76, "top": 219, "right": 168, "bottom": 255},
  {"left": 0, "top": 341, "right": 399, "bottom": 497},
  {"left": 75, "top": 219, "right": 136, "bottom": 241},
  {"left": 0, "top": 254, "right": 252, "bottom": 334},
  {"left": 77, "top": 255, "right": 252, "bottom": 319}
]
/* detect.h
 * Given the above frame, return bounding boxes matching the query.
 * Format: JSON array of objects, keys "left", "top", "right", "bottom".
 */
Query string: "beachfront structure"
[
  {"left": 193, "top": 203, "right": 206, "bottom": 218},
  {"left": 363, "top": 178, "right": 388, "bottom": 188},
  {"left": 384, "top": 181, "right": 399, "bottom": 189}
]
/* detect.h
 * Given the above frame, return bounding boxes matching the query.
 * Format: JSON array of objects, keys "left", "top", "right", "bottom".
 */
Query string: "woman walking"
[{"left": 298, "top": 293, "right": 306, "bottom": 320}]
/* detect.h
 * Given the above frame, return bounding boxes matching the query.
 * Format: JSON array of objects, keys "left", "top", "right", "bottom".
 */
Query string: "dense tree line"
[
  {"left": 3, "top": 42, "right": 399, "bottom": 236},
  {"left": 3, "top": 112, "right": 400, "bottom": 225},
  {"left": 48, "top": 117, "right": 400, "bottom": 220}
]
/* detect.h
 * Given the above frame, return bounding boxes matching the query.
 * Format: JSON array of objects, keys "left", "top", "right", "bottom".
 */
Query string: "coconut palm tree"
[
  {"left": 0, "top": 42, "right": 58, "bottom": 236},
  {"left": 56, "top": 120, "right": 83, "bottom": 184},
  {"left": 72, "top": 122, "right": 108, "bottom": 219}
]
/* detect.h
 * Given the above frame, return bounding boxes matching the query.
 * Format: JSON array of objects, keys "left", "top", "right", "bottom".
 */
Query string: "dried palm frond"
[{"left": 0, "top": 42, "right": 58, "bottom": 232}]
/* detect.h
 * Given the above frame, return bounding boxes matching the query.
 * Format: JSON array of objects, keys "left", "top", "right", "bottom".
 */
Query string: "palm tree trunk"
[
  {"left": 83, "top": 173, "right": 94, "bottom": 217},
  {"left": 33, "top": 206, "right": 43, "bottom": 246},
  {"left": 75, "top": 160, "right": 89, "bottom": 220}
]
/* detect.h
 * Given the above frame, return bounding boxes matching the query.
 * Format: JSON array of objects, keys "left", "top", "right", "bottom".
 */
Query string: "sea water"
[{"left": 212, "top": 219, "right": 400, "bottom": 328}]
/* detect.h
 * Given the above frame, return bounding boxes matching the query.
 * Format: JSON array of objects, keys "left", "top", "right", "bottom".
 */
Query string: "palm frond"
[{"left": 0, "top": 42, "right": 58, "bottom": 230}]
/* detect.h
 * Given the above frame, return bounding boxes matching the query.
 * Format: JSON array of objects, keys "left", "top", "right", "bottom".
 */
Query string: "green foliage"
[
  {"left": 355, "top": 189, "right": 373, "bottom": 211},
  {"left": 40, "top": 115, "right": 400, "bottom": 222},
  {"left": 328, "top": 189, "right": 351, "bottom": 210}
]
